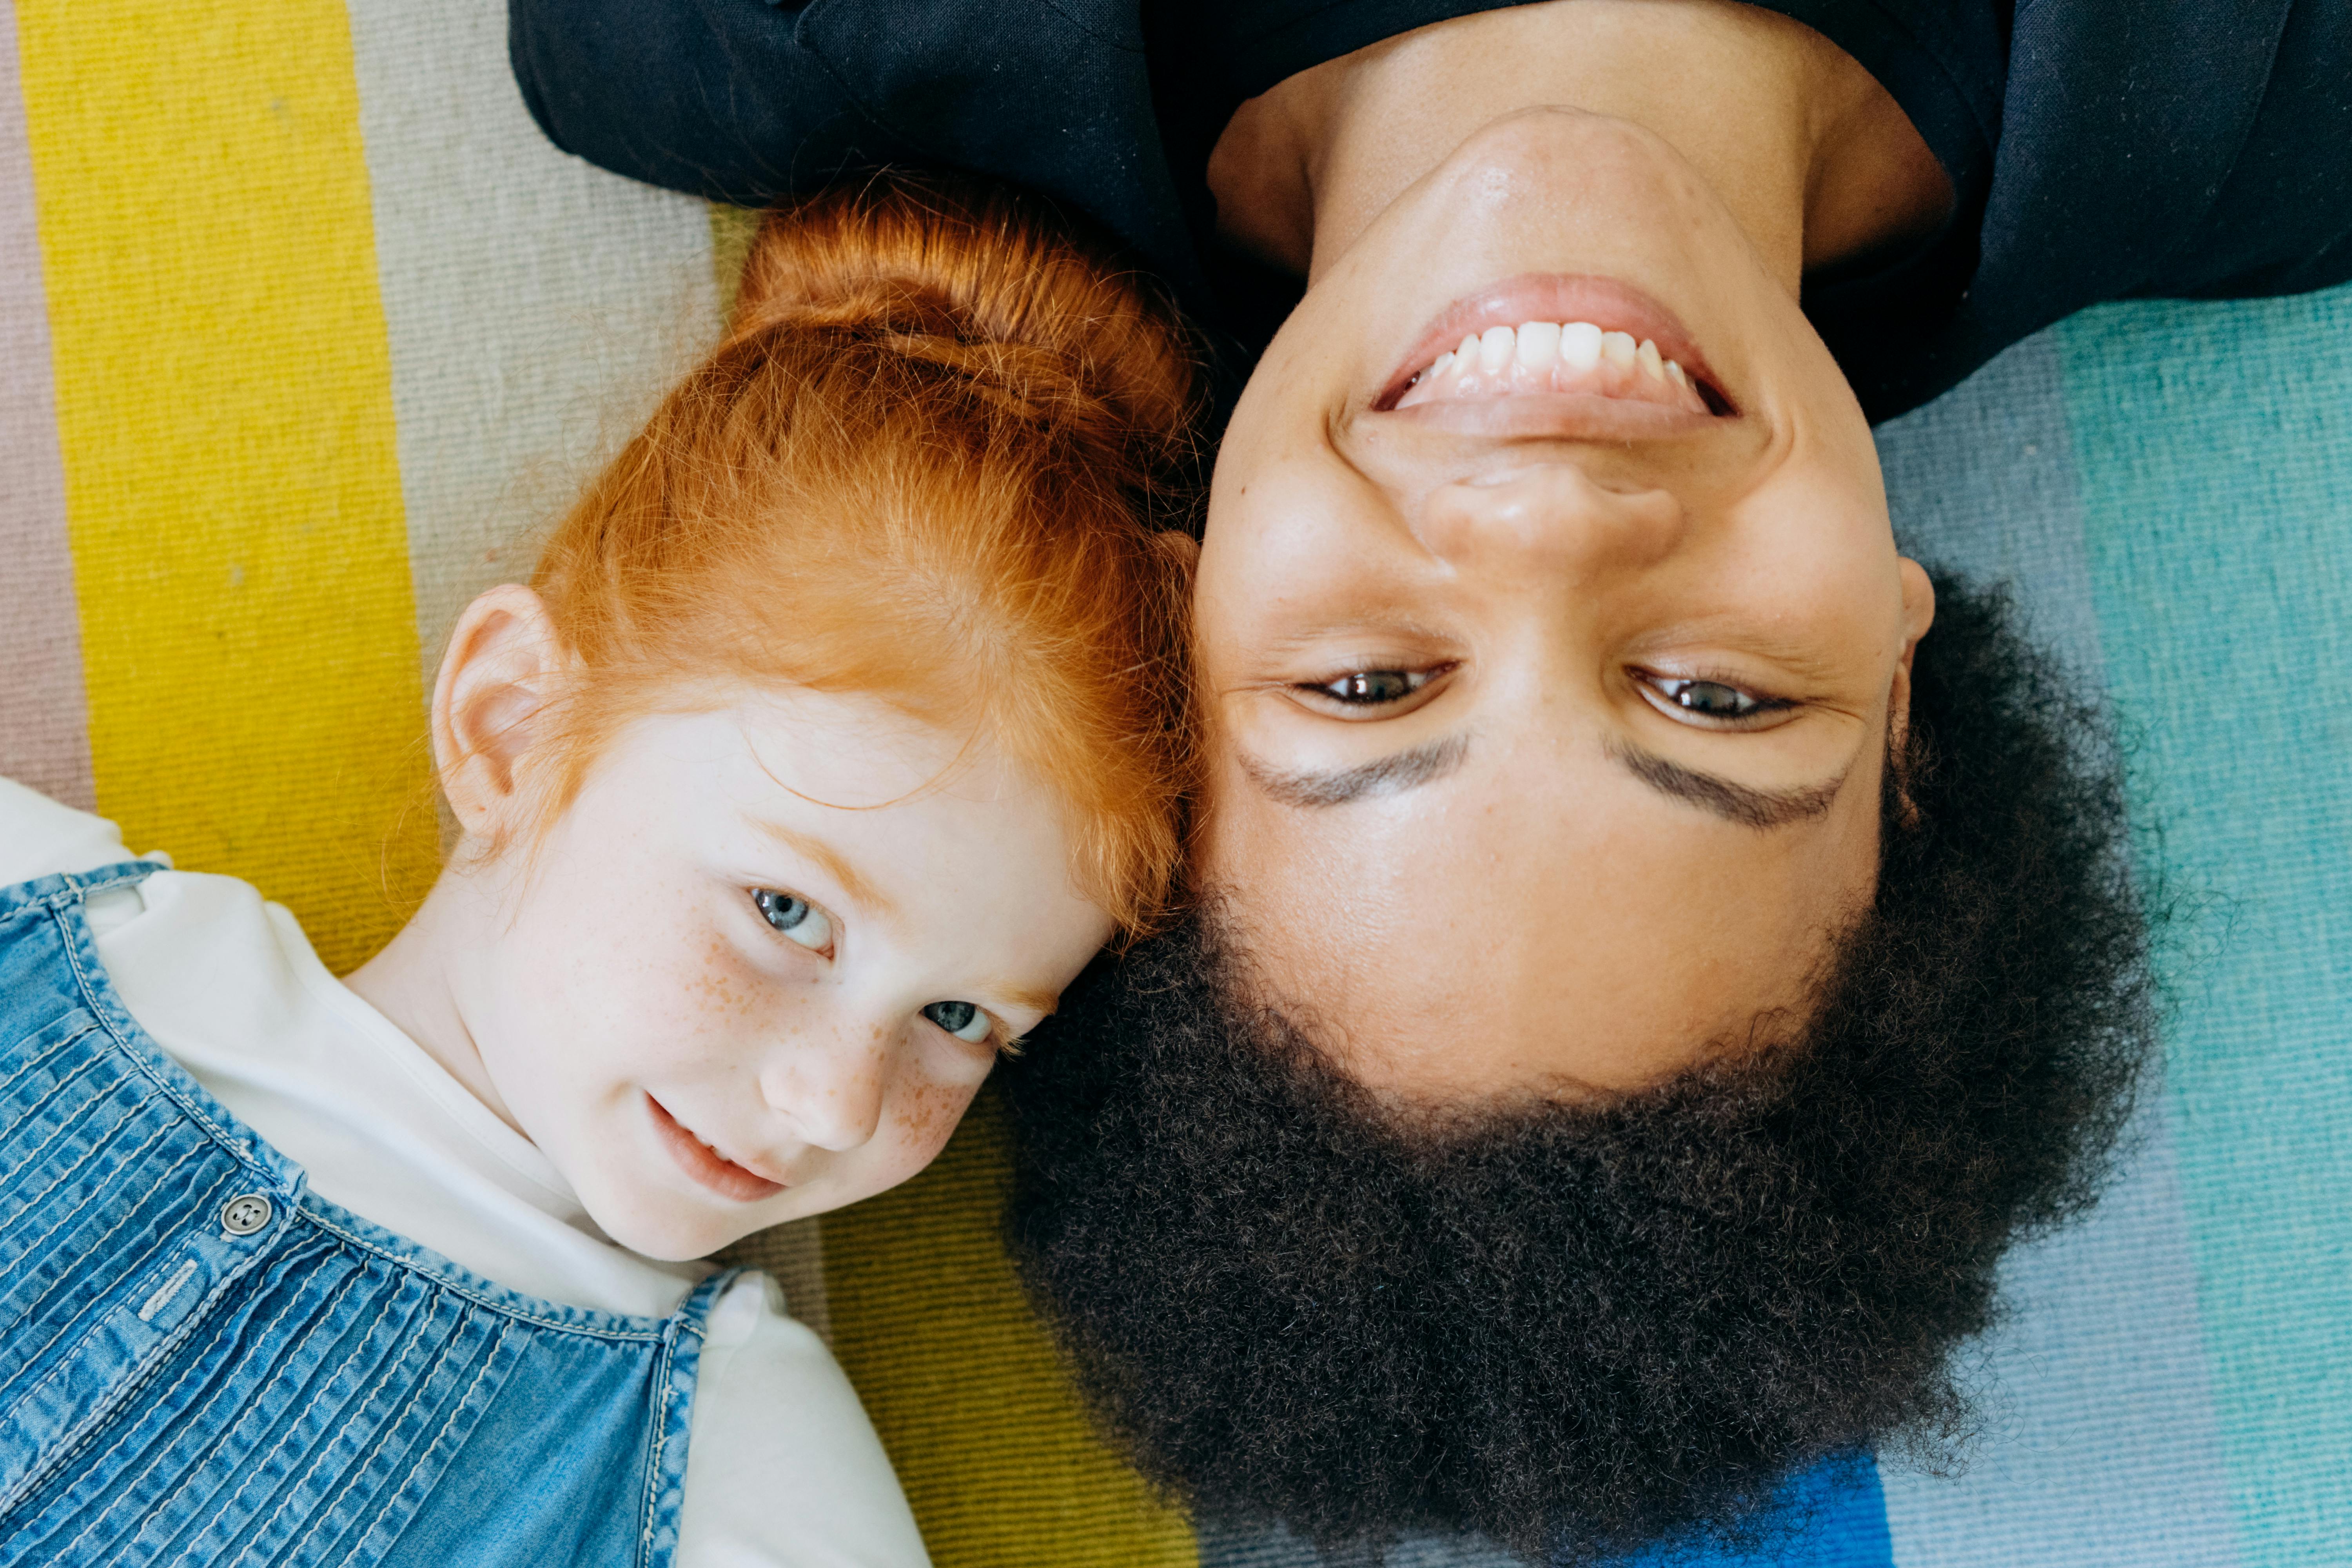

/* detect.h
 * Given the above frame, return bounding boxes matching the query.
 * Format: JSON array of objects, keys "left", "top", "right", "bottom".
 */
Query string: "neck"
[
  {"left": 1207, "top": 0, "right": 1946, "bottom": 296},
  {"left": 344, "top": 867, "right": 522, "bottom": 1133}
]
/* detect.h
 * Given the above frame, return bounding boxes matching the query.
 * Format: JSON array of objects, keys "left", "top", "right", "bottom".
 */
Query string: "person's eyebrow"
[
  {"left": 747, "top": 819, "right": 898, "bottom": 914},
  {"left": 1607, "top": 740, "right": 1846, "bottom": 829},
  {"left": 1240, "top": 733, "right": 1472, "bottom": 808},
  {"left": 991, "top": 983, "right": 1063, "bottom": 1018}
]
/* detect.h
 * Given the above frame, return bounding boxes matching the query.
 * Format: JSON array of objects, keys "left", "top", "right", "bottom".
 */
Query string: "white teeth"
[
  {"left": 1559, "top": 321, "right": 1603, "bottom": 370},
  {"left": 1478, "top": 325, "right": 1515, "bottom": 375},
  {"left": 1515, "top": 319, "right": 1561, "bottom": 368},
  {"left": 1406, "top": 318, "right": 1705, "bottom": 407}
]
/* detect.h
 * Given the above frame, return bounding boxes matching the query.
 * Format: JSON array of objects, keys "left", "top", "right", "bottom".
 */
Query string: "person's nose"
[
  {"left": 759, "top": 1019, "right": 893, "bottom": 1153},
  {"left": 1414, "top": 460, "right": 1687, "bottom": 582}
]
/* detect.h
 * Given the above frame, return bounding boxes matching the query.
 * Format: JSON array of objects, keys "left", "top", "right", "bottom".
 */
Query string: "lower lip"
[{"left": 644, "top": 1094, "right": 786, "bottom": 1203}]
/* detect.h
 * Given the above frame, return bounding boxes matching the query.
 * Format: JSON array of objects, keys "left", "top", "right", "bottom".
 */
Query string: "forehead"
[
  {"left": 590, "top": 696, "right": 1089, "bottom": 913},
  {"left": 1203, "top": 731, "right": 1881, "bottom": 1099}
]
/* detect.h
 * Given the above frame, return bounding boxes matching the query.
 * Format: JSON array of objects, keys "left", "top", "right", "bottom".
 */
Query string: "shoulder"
[
  {"left": 0, "top": 777, "right": 142, "bottom": 889},
  {"left": 507, "top": 0, "right": 919, "bottom": 204},
  {"left": 505, "top": 0, "right": 1210, "bottom": 310},
  {"left": 678, "top": 1272, "right": 931, "bottom": 1567}
]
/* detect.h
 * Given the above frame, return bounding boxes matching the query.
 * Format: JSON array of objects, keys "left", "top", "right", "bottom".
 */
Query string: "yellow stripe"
[
  {"left": 710, "top": 201, "right": 762, "bottom": 325},
  {"left": 824, "top": 1091, "right": 1198, "bottom": 1568},
  {"left": 18, "top": 0, "right": 435, "bottom": 971}
]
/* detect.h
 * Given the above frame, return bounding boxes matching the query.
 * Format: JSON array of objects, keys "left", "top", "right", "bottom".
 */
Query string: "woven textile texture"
[{"left": 0, "top": 2, "right": 2344, "bottom": 1564}]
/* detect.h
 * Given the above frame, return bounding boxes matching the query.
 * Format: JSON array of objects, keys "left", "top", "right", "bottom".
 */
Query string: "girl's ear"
[{"left": 432, "top": 584, "right": 566, "bottom": 846}]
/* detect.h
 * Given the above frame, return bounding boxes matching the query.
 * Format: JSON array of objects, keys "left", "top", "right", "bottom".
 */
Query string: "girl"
[{"left": 0, "top": 173, "right": 1198, "bottom": 1566}]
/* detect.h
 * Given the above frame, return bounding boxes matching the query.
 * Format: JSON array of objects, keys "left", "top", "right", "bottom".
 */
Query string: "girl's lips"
[
  {"left": 645, "top": 1093, "right": 786, "bottom": 1202},
  {"left": 1376, "top": 273, "right": 1735, "bottom": 415}
]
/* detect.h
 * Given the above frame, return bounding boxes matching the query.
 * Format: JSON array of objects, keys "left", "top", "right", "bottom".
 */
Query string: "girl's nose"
[
  {"left": 762, "top": 1025, "right": 891, "bottom": 1152},
  {"left": 1415, "top": 461, "right": 1687, "bottom": 579}
]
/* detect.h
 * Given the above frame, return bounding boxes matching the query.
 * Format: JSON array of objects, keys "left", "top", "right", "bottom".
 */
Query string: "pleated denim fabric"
[{"left": 0, "top": 861, "right": 727, "bottom": 1568}]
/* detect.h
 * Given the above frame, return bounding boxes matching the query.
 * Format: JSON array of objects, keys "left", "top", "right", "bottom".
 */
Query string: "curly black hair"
[{"left": 1000, "top": 579, "right": 2160, "bottom": 1565}]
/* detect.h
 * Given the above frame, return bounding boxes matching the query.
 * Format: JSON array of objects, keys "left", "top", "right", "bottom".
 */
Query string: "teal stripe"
[
  {"left": 1876, "top": 333, "right": 2239, "bottom": 1568},
  {"left": 2058, "top": 283, "right": 2352, "bottom": 1568}
]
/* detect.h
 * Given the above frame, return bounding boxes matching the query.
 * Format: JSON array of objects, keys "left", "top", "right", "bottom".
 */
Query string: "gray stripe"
[
  {"left": 1199, "top": 1518, "right": 1521, "bottom": 1568},
  {"left": 0, "top": 0, "right": 94, "bottom": 809},
  {"left": 345, "top": 0, "right": 722, "bottom": 688}
]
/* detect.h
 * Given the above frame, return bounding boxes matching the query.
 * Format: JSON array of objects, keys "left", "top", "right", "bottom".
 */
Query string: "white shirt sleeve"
[
  {"left": 679, "top": 1274, "right": 933, "bottom": 1568},
  {"left": 0, "top": 777, "right": 147, "bottom": 886}
]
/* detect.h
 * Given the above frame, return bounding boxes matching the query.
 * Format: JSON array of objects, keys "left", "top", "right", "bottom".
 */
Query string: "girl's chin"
[{"left": 579, "top": 1189, "right": 748, "bottom": 1263}]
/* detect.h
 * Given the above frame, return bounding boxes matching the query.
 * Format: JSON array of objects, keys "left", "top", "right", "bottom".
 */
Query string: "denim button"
[{"left": 220, "top": 1194, "right": 273, "bottom": 1236}]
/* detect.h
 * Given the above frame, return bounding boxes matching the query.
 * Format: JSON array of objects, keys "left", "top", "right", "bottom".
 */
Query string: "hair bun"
[{"left": 726, "top": 172, "right": 1201, "bottom": 487}]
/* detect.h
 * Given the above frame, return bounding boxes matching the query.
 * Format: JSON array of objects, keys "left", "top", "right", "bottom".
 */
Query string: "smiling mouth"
[
  {"left": 645, "top": 1093, "right": 786, "bottom": 1203},
  {"left": 1376, "top": 274, "right": 1735, "bottom": 417},
  {"left": 1396, "top": 320, "right": 1710, "bottom": 414}
]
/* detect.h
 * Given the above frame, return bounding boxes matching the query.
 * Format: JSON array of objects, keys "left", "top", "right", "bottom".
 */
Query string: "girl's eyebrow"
[
  {"left": 994, "top": 983, "right": 1063, "bottom": 1017},
  {"left": 748, "top": 818, "right": 898, "bottom": 914}
]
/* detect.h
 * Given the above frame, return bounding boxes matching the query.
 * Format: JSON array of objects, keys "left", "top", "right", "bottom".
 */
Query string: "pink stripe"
[{"left": 0, "top": 0, "right": 92, "bottom": 810}]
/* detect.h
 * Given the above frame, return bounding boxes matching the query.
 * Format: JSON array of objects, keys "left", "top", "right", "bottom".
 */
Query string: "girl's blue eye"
[
  {"left": 922, "top": 1000, "right": 993, "bottom": 1044},
  {"left": 752, "top": 889, "right": 833, "bottom": 952}
]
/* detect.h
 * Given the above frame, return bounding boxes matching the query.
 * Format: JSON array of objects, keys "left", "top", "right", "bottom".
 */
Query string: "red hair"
[{"left": 522, "top": 173, "right": 1201, "bottom": 931}]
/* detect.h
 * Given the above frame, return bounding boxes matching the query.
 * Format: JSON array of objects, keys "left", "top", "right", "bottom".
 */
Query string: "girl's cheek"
[
  {"left": 887, "top": 1069, "right": 980, "bottom": 1169},
  {"left": 683, "top": 927, "right": 769, "bottom": 1031},
  {"left": 601, "top": 926, "right": 770, "bottom": 1069}
]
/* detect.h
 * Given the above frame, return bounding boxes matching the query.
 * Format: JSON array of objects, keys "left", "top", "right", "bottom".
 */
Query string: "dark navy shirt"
[{"left": 510, "top": 0, "right": 2352, "bottom": 421}]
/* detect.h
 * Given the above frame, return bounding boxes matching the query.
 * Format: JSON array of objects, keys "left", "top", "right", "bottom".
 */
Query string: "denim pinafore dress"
[{"left": 0, "top": 862, "right": 731, "bottom": 1567}]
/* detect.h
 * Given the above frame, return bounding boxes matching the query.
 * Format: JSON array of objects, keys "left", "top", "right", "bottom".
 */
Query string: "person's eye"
[
  {"left": 1638, "top": 673, "right": 1795, "bottom": 727},
  {"left": 921, "top": 1000, "right": 995, "bottom": 1044},
  {"left": 751, "top": 888, "right": 834, "bottom": 953},
  {"left": 1292, "top": 664, "right": 1452, "bottom": 715}
]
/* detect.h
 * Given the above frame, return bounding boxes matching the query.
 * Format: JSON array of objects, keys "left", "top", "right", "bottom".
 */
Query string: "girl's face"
[{"left": 449, "top": 691, "right": 1112, "bottom": 1262}]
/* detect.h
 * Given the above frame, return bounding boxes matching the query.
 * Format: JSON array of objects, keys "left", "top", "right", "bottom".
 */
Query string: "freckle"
[{"left": 890, "top": 1073, "right": 971, "bottom": 1156}]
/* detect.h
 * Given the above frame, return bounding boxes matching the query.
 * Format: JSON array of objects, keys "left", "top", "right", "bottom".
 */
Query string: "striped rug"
[{"left": 0, "top": 4, "right": 2344, "bottom": 1564}]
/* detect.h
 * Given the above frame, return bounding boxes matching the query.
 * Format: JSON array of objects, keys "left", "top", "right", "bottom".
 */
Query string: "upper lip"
[
  {"left": 1373, "top": 272, "right": 1735, "bottom": 416},
  {"left": 662, "top": 1100, "right": 792, "bottom": 1185}
]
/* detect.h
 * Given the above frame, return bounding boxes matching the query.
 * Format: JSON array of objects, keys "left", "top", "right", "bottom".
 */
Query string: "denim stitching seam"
[
  {"left": 328, "top": 1319, "right": 515, "bottom": 1568},
  {"left": 298, "top": 1209, "right": 666, "bottom": 1342},
  {"left": 43, "top": 877, "right": 278, "bottom": 1184},
  {"left": 278, "top": 1283, "right": 459, "bottom": 1562},
  {"left": 0, "top": 1051, "right": 116, "bottom": 1188},
  {"left": 0, "top": 1137, "right": 209, "bottom": 1374},
  {"left": 152, "top": 1257, "right": 379, "bottom": 1565},
  {"left": 0, "top": 1095, "right": 169, "bottom": 1260},
  {"left": 0, "top": 1024, "right": 99, "bottom": 1127},
  {"left": 45, "top": 1230, "right": 331, "bottom": 1562},
  {"left": 0, "top": 1165, "right": 276, "bottom": 1523}
]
